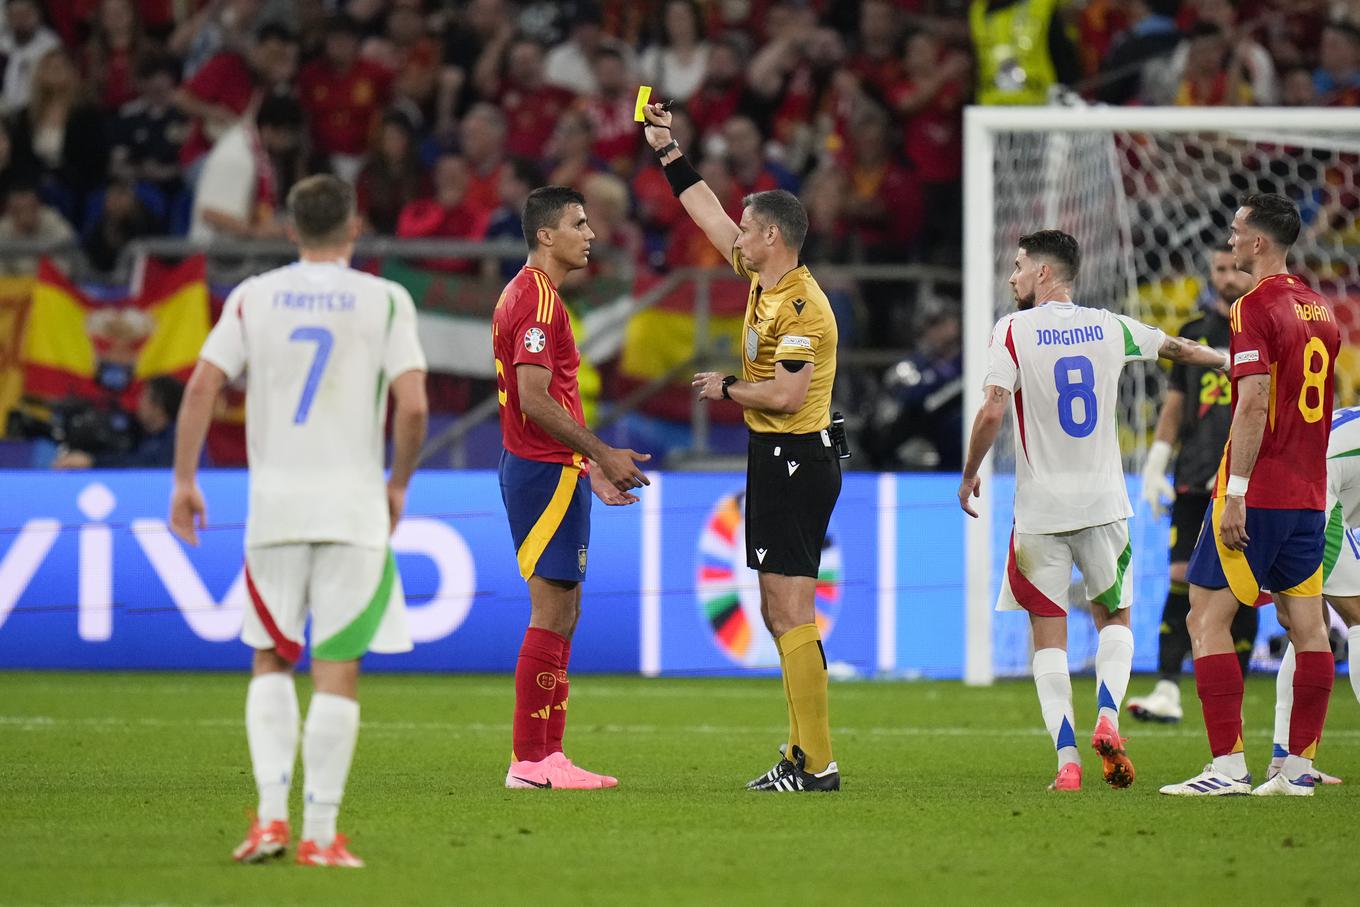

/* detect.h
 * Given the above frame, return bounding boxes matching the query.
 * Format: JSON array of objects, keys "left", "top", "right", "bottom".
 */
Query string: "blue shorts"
[
  {"left": 499, "top": 450, "right": 591, "bottom": 583},
  {"left": 1185, "top": 500, "right": 1325, "bottom": 605}
]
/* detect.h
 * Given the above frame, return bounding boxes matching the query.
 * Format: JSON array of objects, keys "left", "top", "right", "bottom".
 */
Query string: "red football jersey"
[
  {"left": 492, "top": 266, "right": 586, "bottom": 467},
  {"left": 1222, "top": 273, "right": 1339, "bottom": 509}
]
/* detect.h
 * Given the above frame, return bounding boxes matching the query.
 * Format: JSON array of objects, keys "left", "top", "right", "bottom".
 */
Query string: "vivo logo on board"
[{"left": 0, "top": 482, "right": 478, "bottom": 645}]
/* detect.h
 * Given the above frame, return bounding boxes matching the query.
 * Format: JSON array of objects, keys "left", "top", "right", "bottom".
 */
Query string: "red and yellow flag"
[{"left": 21, "top": 256, "right": 211, "bottom": 403}]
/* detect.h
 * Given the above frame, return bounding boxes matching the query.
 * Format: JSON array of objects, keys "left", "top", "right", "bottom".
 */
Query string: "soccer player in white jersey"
[
  {"left": 170, "top": 175, "right": 429, "bottom": 867},
  {"left": 958, "top": 230, "right": 1229, "bottom": 792},
  {"left": 1267, "top": 404, "right": 1360, "bottom": 785}
]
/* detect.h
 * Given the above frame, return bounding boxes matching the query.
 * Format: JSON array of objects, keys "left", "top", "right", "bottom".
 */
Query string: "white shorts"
[
  {"left": 241, "top": 544, "right": 413, "bottom": 662},
  {"left": 997, "top": 520, "right": 1133, "bottom": 616}
]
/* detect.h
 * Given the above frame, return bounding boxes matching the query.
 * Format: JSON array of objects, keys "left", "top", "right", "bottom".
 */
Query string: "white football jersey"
[
  {"left": 984, "top": 301, "right": 1165, "bottom": 534},
  {"left": 1327, "top": 407, "right": 1360, "bottom": 526},
  {"left": 199, "top": 260, "right": 427, "bottom": 548}
]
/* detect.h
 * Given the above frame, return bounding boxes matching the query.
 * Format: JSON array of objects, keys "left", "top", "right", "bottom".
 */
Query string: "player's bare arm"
[
  {"left": 642, "top": 103, "right": 740, "bottom": 258},
  {"left": 1158, "top": 335, "right": 1230, "bottom": 371},
  {"left": 169, "top": 358, "right": 229, "bottom": 546},
  {"left": 693, "top": 362, "right": 813, "bottom": 414},
  {"left": 959, "top": 385, "right": 1011, "bottom": 518},
  {"left": 516, "top": 363, "right": 651, "bottom": 493},
  {"left": 1218, "top": 373, "right": 1270, "bottom": 551},
  {"left": 386, "top": 369, "right": 429, "bottom": 532}
]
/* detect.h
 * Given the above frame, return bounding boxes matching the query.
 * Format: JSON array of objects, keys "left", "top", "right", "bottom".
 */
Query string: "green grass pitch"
[{"left": 2, "top": 671, "right": 1356, "bottom": 906}]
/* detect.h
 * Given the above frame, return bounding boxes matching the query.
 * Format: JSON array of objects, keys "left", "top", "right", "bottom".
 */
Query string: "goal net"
[{"left": 963, "top": 106, "right": 1360, "bottom": 684}]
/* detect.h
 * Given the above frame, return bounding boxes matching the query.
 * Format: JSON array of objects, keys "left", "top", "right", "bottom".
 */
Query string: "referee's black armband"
[
  {"left": 663, "top": 154, "right": 702, "bottom": 197},
  {"left": 776, "top": 359, "right": 808, "bottom": 373}
]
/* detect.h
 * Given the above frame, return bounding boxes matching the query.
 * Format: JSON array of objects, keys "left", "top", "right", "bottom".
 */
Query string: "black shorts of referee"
[{"left": 745, "top": 429, "right": 842, "bottom": 576}]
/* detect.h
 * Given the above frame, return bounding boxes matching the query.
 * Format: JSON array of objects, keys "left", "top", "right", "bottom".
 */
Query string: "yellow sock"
[
  {"left": 778, "top": 623, "right": 832, "bottom": 773},
  {"left": 775, "top": 636, "right": 800, "bottom": 756}
]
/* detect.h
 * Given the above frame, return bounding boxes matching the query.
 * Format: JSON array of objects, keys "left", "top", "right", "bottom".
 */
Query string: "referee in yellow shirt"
[{"left": 644, "top": 102, "right": 841, "bottom": 792}]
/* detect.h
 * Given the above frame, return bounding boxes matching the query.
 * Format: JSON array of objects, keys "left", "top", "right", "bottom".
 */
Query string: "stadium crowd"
[{"left": 0, "top": 0, "right": 1358, "bottom": 469}]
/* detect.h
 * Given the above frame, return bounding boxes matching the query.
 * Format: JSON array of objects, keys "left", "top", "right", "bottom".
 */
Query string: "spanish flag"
[
  {"left": 21, "top": 256, "right": 211, "bottom": 402},
  {"left": 133, "top": 255, "right": 211, "bottom": 380},
  {"left": 615, "top": 272, "right": 748, "bottom": 423}
]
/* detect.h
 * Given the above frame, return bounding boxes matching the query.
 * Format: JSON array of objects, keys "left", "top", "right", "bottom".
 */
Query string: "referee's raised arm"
[{"left": 642, "top": 102, "right": 739, "bottom": 259}]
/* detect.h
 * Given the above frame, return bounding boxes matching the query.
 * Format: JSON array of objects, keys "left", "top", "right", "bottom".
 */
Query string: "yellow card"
[{"left": 633, "top": 85, "right": 653, "bottom": 122}]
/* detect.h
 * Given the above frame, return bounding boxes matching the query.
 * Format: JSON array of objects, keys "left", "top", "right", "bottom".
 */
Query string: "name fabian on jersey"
[
  {"left": 272, "top": 291, "right": 356, "bottom": 312},
  {"left": 1035, "top": 325, "right": 1104, "bottom": 347}
]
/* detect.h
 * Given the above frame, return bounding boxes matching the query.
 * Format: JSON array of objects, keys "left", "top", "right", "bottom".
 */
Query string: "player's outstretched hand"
[
  {"left": 387, "top": 483, "right": 407, "bottom": 533},
  {"left": 642, "top": 101, "right": 673, "bottom": 151},
  {"left": 1140, "top": 440, "right": 1175, "bottom": 517},
  {"left": 1218, "top": 494, "right": 1250, "bottom": 551},
  {"left": 590, "top": 466, "right": 639, "bottom": 505},
  {"left": 169, "top": 482, "right": 207, "bottom": 546},
  {"left": 958, "top": 474, "right": 981, "bottom": 518},
  {"left": 597, "top": 446, "right": 652, "bottom": 493}
]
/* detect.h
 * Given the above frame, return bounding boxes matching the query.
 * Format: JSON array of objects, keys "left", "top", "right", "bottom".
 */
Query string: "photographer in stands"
[{"left": 52, "top": 375, "right": 183, "bottom": 469}]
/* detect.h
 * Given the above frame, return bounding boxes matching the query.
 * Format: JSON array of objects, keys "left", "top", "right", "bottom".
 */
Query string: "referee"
[
  {"left": 643, "top": 102, "right": 841, "bottom": 792},
  {"left": 1127, "top": 243, "right": 1259, "bottom": 723}
]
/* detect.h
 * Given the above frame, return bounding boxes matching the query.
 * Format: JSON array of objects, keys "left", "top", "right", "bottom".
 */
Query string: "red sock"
[
  {"left": 1194, "top": 653, "right": 1244, "bottom": 757},
  {"left": 546, "top": 640, "right": 571, "bottom": 754},
  {"left": 512, "top": 627, "right": 565, "bottom": 764},
  {"left": 1289, "top": 650, "right": 1335, "bottom": 758}
]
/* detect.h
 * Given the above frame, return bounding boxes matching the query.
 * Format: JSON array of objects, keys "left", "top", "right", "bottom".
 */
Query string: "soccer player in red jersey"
[
  {"left": 1162, "top": 194, "right": 1341, "bottom": 797},
  {"left": 492, "top": 185, "right": 651, "bottom": 790}
]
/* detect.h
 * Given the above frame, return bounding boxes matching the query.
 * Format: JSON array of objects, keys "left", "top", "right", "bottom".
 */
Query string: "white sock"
[
  {"left": 245, "top": 672, "right": 299, "bottom": 823},
  {"left": 1094, "top": 625, "right": 1134, "bottom": 728},
  {"left": 302, "top": 692, "right": 360, "bottom": 847},
  {"left": 1212, "top": 751, "right": 1249, "bottom": 779},
  {"left": 1349, "top": 627, "right": 1360, "bottom": 708},
  {"left": 1282, "top": 753, "right": 1314, "bottom": 781},
  {"left": 1033, "top": 648, "right": 1079, "bottom": 769},
  {"left": 1272, "top": 642, "right": 1296, "bottom": 761}
]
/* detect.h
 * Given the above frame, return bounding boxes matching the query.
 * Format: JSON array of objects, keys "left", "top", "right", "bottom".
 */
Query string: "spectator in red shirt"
[
  {"left": 356, "top": 110, "right": 431, "bottom": 236},
  {"left": 843, "top": 103, "right": 923, "bottom": 261},
  {"left": 173, "top": 23, "right": 298, "bottom": 180},
  {"left": 475, "top": 35, "right": 576, "bottom": 159},
  {"left": 580, "top": 46, "right": 640, "bottom": 177},
  {"left": 544, "top": 107, "right": 606, "bottom": 188},
  {"left": 631, "top": 104, "right": 696, "bottom": 269},
  {"left": 720, "top": 114, "right": 798, "bottom": 197},
  {"left": 81, "top": 0, "right": 151, "bottom": 110},
  {"left": 890, "top": 29, "right": 968, "bottom": 263},
  {"left": 847, "top": 0, "right": 905, "bottom": 98},
  {"left": 395, "top": 151, "right": 492, "bottom": 274},
  {"left": 686, "top": 35, "right": 760, "bottom": 141},
  {"left": 459, "top": 102, "right": 507, "bottom": 217},
  {"left": 297, "top": 15, "right": 394, "bottom": 182},
  {"left": 363, "top": 2, "right": 442, "bottom": 122}
]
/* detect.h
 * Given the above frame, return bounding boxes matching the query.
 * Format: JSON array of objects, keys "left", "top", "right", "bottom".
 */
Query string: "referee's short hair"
[
  {"left": 743, "top": 189, "right": 808, "bottom": 252},
  {"left": 287, "top": 174, "right": 355, "bottom": 247},
  {"left": 1018, "top": 229, "right": 1080, "bottom": 281},
  {"left": 522, "top": 185, "right": 585, "bottom": 250}
]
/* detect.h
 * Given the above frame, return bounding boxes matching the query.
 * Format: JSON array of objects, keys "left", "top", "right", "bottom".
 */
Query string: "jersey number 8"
[
  {"left": 1297, "top": 336, "right": 1330, "bottom": 424},
  {"left": 1054, "top": 355, "right": 1097, "bottom": 438}
]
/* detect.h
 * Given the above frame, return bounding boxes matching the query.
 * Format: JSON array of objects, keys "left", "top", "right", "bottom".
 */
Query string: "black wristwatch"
[{"left": 721, "top": 375, "right": 738, "bottom": 400}]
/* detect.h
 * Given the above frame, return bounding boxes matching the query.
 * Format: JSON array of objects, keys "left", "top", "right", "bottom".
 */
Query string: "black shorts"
[
  {"left": 1171, "top": 492, "right": 1211, "bottom": 564},
  {"left": 745, "top": 430, "right": 842, "bottom": 577}
]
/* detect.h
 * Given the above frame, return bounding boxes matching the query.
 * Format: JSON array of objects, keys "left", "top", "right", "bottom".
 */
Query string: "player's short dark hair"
[
  {"left": 287, "top": 174, "right": 355, "bottom": 245},
  {"left": 145, "top": 375, "right": 185, "bottom": 421},
  {"left": 1018, "top": 230, "right": 1080, "bottom": 280},
  {"left": 1240, "top": 193, "right": 1301, "bottom": 247},
  {"left": 522, "top": 185, "right": 585, "bottom": 250},
  {"left": 742, "top": 189, "right": 808, "bottom": 252}
]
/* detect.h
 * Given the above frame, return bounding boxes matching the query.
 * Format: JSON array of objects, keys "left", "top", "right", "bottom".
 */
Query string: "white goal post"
[{"left": 962, "top": 106, "right": 1360, "bottom": 686}]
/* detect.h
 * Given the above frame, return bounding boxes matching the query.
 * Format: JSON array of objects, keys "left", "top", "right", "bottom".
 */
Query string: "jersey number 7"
[{"left": 289, "top": 326, "right": 334, "bottom": 425}]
